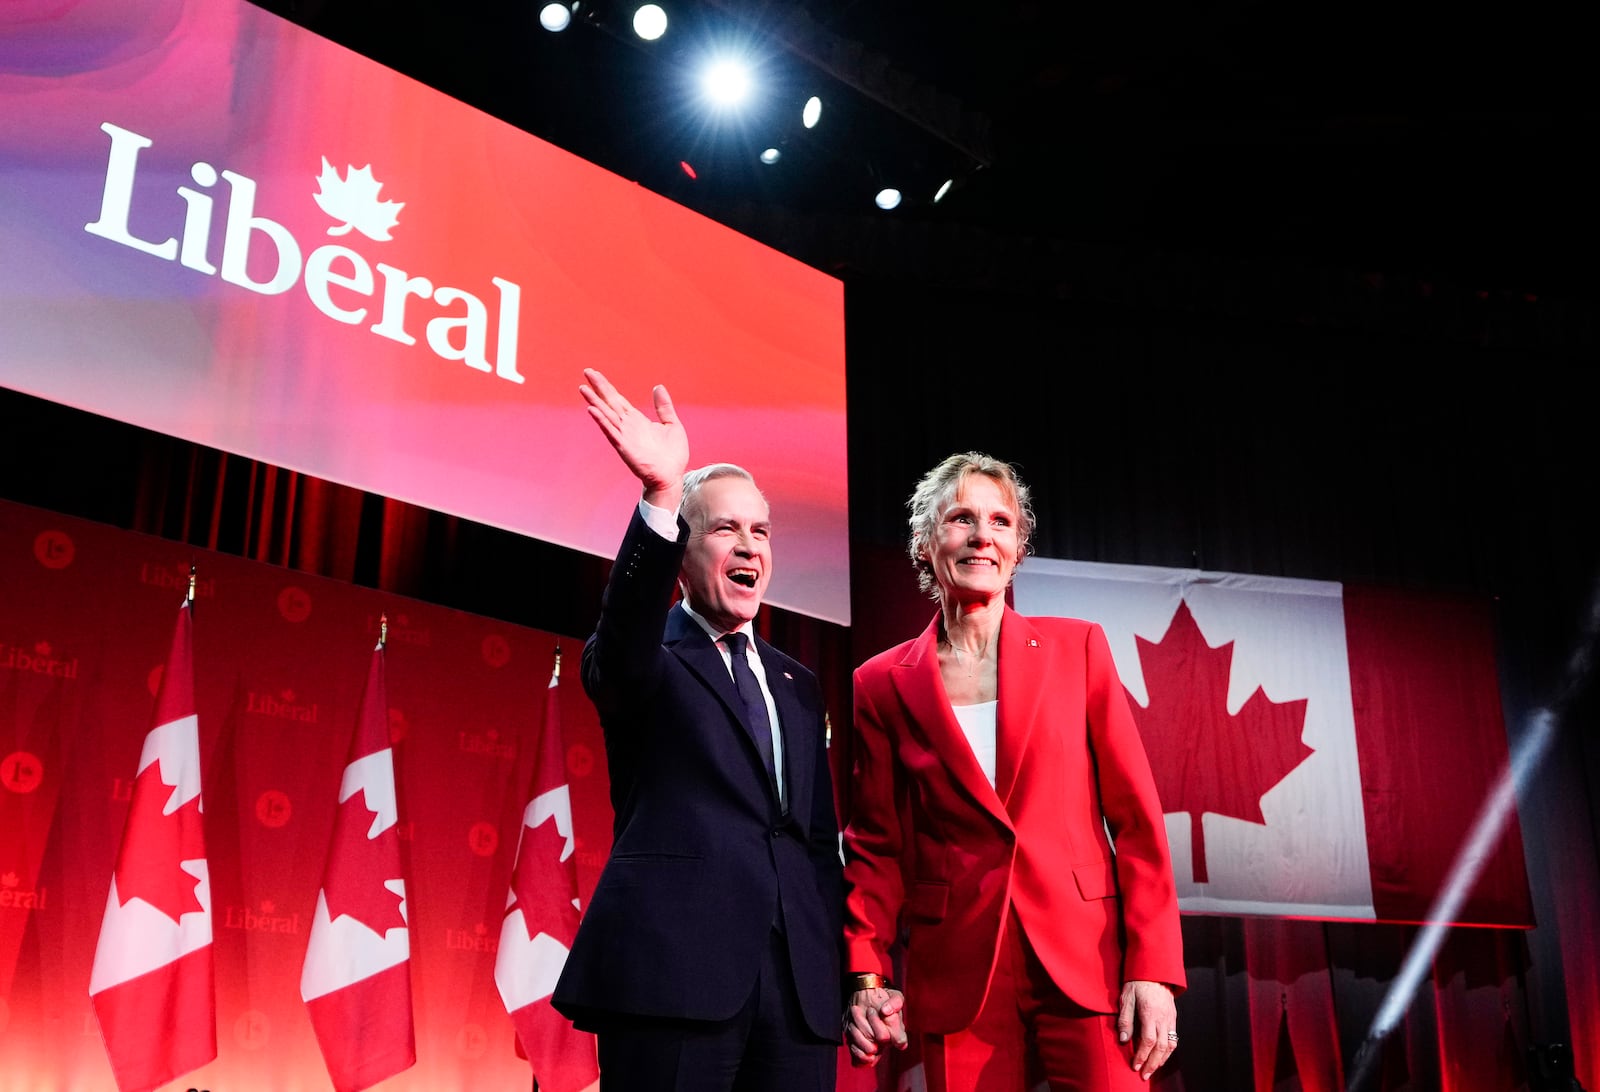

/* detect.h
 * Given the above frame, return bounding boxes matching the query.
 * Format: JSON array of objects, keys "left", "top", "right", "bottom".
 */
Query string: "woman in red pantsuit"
[{"left": 840, "top": 452, "right": 1185, "bottom": 1090}]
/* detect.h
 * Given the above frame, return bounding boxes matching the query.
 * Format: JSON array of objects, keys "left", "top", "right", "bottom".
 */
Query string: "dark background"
[{"left": 212, "top": 0, "right": 1594, "bottom": 645}]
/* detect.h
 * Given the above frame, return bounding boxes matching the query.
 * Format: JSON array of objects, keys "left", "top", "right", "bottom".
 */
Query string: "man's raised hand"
[{"left": 579, "top": 367, "right": 689, "bottom": 508}]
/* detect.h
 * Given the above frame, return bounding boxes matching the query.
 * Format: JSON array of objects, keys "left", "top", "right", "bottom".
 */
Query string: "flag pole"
[
  {"left": 552, "top": 643, "right": 561, "bottom": 679},
  {"left": 187, "top": 562, "right": 196, "bottom": 605},
  {"left": 379, "top": 612, "right": 388, "bottom": 651}
]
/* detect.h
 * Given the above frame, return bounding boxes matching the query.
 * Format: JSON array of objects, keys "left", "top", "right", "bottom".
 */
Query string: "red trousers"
[{"left": 921, "top": 912, "right": 1156, "bottom": 1092}]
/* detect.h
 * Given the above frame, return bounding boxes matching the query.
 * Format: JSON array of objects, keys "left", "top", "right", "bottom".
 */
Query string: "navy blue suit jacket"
[{"left": 552, "top": 508, "right": 844, "bottom": 1039}]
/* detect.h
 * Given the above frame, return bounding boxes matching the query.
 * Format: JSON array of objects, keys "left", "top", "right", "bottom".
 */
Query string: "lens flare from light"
[
  {"left": 875, "top": 188, "right": 902, "bottom": 210},
  {"left": 802, "top": 96, "right": 822, "bottom": 129},
  {"left": 1345, "top": 571, "right": 1600, "bottom": 1091},
  {"left": 1346, "top": 707, "right": 1557, "bottom": 1091},
  {"left": 700, "top": 58, "right": 752, "bottom": 107}
]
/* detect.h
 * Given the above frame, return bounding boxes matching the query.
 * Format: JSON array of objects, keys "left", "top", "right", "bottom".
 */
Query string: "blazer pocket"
[
  {"left": 604, "top": 853, "right": 705, "bottom": 888},
  {"left": 1071, "top": 859, "right": 1120, "bottom": 901},
  {"left": 907, "top": 880, "right": 950, "bottom": 922}
]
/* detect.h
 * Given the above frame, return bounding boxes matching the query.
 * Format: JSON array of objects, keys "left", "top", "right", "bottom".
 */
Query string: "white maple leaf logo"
[{"left": 313, "top": 159, "right": 404, "bottom": 241}]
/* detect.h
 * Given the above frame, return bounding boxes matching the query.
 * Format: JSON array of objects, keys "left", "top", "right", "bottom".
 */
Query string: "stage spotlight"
[
  {"left": 933, "top": 177, "right": 954, "bottom": 203},
  {"left": 802, "top": 96, "right": 822, "bottom": 129},
  {"left": 759, "top": 148, "right": 781, "bottom": 165},
  {"left": 875, "top": 187, "right": 902, "bottom": 211},
  {"left": 632, "top": 4, "right": 667, "bottom": 41},
  {"left": 538, "top": 3, "right": 572, "bottom": 31},
  {"left": 699, "top": 57, "right": 752, "bottom": 108}
]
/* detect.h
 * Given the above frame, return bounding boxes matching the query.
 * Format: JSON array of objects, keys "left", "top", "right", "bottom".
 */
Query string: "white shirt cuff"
[{"left": 639, "top": 497, "right": 680, "bottom": 540}]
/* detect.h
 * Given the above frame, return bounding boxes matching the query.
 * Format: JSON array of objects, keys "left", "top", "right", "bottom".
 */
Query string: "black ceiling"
[{"left": 248, "top": 0, "right": 1588, "bottom": 302}]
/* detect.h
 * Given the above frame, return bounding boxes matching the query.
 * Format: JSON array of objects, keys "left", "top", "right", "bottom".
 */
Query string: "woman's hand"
[
  {"left": 1117, "top": 979, "right": 1178, "bottom": 1079},
  {"left": 842, "top": 986, "right": 908, "bottom": 1067}
]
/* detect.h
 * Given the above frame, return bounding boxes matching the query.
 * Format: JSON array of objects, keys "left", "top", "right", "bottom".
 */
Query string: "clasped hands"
[
  {"left": 841, "top": 980, "right": 1176, "bottom": 1077},
  {"left": 842, "top": 986, "right": 908, "bottom": 1067}
]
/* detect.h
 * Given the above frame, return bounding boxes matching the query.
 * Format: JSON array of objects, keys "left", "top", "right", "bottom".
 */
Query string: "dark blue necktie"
[{"left": 722, "top": 631, "right": 779, "bottom": 800}]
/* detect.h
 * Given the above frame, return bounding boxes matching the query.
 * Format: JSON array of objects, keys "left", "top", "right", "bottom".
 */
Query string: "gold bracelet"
[{"left": 847, "top": 972, "right": 890, "bottom": 992}]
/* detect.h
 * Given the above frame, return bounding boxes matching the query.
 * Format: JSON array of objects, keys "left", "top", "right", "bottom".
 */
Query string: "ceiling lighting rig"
[{"left": 533, "top": 1, "right": 990, "bottom": 216}]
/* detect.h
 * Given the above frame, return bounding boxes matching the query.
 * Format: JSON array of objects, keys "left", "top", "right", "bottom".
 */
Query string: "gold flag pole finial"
[
  {"left": 379, "top": 612, "right": 388, "bottom": 650},
  {"left": 187, "top": 563, "right": 196, "bottom": 605}
]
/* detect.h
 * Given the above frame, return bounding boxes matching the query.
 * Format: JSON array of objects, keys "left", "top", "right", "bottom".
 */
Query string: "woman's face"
[{"left": 923, "top": 473, "right": 1021, "bottom": 604}]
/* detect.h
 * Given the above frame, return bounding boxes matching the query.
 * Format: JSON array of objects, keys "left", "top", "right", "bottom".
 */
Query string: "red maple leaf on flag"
[
  {"left": 1127, "top": 600, "right": 1314, "bottom": 882},
  {"left": 510, "top": 816, "right": 581, "bottom": 946},
  {"left": 114, "top": 762, "right": 207, "bottom": 922},
  {"left": 322, "top": 791, "right": 406, "bottom": 934}
]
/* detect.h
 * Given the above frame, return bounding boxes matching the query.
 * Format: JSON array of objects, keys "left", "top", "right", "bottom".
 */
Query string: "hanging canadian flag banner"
[
  {"left": 300, "top": 637, "right": 416, "bottom": 1092},
  {"left": 88, "top": 596, "right": 217, "bottom": 1092},
  {"left": 494, "top": 658, "right": 599, "bottom": 1092},
  {"left": 1012, "top": 557, "right": 1533, "bottom": 927}
]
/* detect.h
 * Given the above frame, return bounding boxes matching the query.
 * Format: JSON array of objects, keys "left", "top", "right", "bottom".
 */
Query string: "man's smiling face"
[{"left": 679, "top": 475, "right": 772, "bottom": 634}]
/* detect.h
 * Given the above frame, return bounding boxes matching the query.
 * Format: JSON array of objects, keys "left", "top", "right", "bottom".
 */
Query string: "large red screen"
[{"left": 0, "top": 0, "right": 850, "bottom": 624}]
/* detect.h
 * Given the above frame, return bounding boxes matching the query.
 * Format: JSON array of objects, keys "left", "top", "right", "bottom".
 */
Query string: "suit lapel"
[
  {"left": 994, "top": 607, "right": 1045, "bottom": 809},
  {"left": 889, "top": 617, "right": 1010, "bottom": 826},
  {"left": 665, "top": 606, "right": 746, "bottom": 729}
]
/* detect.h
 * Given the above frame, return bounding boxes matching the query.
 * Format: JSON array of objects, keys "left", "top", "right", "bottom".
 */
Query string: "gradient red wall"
[{"left": 1, "top": 498, "right": 618, "bottom": 1090}]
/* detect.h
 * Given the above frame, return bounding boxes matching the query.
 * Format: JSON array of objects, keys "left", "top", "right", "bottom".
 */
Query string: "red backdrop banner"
[{"left": 0, "top": 497, "right": 618, "bottom": 1090}]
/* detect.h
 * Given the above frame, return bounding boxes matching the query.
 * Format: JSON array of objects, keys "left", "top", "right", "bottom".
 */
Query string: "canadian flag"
[
  {"left": 494, "top": 658, "right": 599, "bottom": 1092},
  {"left": 300, "top": 638, "right": 415, "bottom": 1092},
  {"left": 1013, "top": 557, "right": 1533, "bottom": 926},
  {"left": 89, "top": 597, "right": 217, "bottom": 1092}
]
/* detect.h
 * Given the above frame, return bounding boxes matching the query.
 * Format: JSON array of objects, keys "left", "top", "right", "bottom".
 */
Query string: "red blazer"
[{"left": 841, "top": 608, "right": 1186, "bottom": 1034}]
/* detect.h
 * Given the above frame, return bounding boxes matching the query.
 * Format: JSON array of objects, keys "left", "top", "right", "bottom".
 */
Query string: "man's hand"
[
  {"left": 579, "top": 367, "right": 689, "bottom": 509},
  {"left": 842, "top": 986, "right": 908, "bottom": 1068},
  {"left": 1116, "top": 979, "right": 1177, "bottom": 1080}
]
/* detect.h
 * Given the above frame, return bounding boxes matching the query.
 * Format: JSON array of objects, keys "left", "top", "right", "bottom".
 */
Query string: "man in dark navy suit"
[{"left": 552, "top": 368, "right": 843, "bottom": 1091}]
